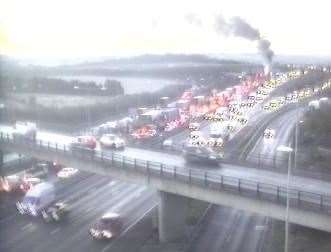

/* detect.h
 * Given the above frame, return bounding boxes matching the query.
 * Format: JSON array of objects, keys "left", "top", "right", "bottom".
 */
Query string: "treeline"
[
  {"left": 1, "top": 77, "right": 124, "bottom": 96},
  {"left": 50, "top": 63, "right": 260, "bottom": 80},
  {"left": 73, "top": 54, "right": 241, "bottom": 67},
  {"left": 1, "top": 84, "right": 189, "bottom": 128},
  {"left": 303, "top": 96, "right": 331, "bottom": 147}
]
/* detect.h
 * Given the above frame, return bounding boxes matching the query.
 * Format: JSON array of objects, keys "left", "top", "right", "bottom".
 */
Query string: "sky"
[{"left": 0, "top": 0, "right": 330, "bottom": 60}]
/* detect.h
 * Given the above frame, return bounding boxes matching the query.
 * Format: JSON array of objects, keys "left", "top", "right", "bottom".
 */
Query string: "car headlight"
[
  {"left": 209, "top": 155, "right": 217, "bottom": 159},
  {"left": 90, "top": 229, "right": 100, "bottom": 236},
  {"left": 30, "top": 207, "right": 38, "bottom": 216},
  {"left": 102, "top": 230, "right": 112, "bottom": 238}
]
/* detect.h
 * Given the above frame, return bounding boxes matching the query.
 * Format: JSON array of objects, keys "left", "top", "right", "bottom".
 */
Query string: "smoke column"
[{"left": 215, "top": 15, "right": 274, "bottom": 74}]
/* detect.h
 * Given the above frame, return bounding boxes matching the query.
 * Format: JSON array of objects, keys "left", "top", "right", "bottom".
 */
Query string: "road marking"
[
  {"left": 255, "top": 225, "right": 266, "bottom": 231},
  {"left": 108, "top": 181, "right": 117, "bottom": 187},
  {"left": 21, "top": 223, "right": 33, "bottom": 231},
  {"left": 101, "top": 205, "right": 156, "bottom": 252},
  {"left": 50, "top": 227, "right": 61, "bottom": 235},
  {"left": 21, "top": 222, "right": 36, "bottom": 232},
  {"left": 110, "top": 187, "right": 147, "bottom": 212}
]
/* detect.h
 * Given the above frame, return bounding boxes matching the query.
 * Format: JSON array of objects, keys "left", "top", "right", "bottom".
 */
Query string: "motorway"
[
  {"left": 0, "top": 104, "right": 277, "bottom": 252},
  {"left": 188, "top": 107, "right": 300, "bottom": 252},
  {"left": 3, "top": 121, "right": 331, "bottom": 195},
  {"left": 0, "top": 171, "right": 157, "bottom": 252},
  {"left": 2, "top": 106, "right": 331, "bottom": 252},
  {"left": 1, "top": 78, "right": 329, "bottom": 251},
  {"left": 190, "top": 206, "right": 268, "bottom": 252},
  {"left": 246, "top": 107, "right": 304, "bottom": 167}
]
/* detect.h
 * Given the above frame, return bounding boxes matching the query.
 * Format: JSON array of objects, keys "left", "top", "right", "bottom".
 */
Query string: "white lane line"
[
  {"left": 50, "top": 227, "right": 61, "bottom": 235},
  {"left": 109, "top": 187, "right": 147, "bottom": 212},
  {"left": 108, "top": 181, "right": 117, "bottom": 187},
  {"left": 21, "top": 223, "right": 33, "bottom": 231},
  {"left": 21, "top": 222, "right": 37, "bottom": 232},
  {"left": 69, "top": 184, "right": 139, "bottom": 225},
  {"left": 101, "top": 205, "right": 156, "bottom": 252}
]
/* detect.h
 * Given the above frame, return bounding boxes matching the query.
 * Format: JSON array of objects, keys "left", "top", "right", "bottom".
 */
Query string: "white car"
[
  {"left": 99, "top": 134, "right": 125, "bottom": 149},
  {"left": 57, "top": 167, "right": 78, "bottom": 179},
  {"left": 162, "top": 139, "right": 173, "bottom": 148}
]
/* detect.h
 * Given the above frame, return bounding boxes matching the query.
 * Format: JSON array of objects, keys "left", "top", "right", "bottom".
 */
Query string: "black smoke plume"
[{"left": 215, "top": 15, "right": 274, "bottom": 70}]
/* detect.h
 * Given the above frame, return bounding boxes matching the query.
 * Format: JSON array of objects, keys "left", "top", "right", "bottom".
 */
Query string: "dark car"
[
  {"left": 89, "top": 213, "right": 123, "bottom": 240},
  {"left": 183, "top": 144, "right": 223, "bottom": 165}
]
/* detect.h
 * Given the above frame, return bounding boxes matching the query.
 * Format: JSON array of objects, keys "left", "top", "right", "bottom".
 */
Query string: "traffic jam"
[{"left": 4, "top": 69, "right": 331, "bottom": 242}]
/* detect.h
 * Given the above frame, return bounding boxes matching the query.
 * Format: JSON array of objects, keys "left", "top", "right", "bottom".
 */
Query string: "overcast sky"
[{"left": 1, "top": 0, "right": 330, "bottom": 59}]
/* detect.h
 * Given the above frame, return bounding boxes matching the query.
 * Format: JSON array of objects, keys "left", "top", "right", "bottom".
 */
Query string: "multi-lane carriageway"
[
  {"left": 2, "top": 128, "right": 331, "bottom": 243},
  {"left": 2, "top": 72, "right": 331, "bottom": 243}
]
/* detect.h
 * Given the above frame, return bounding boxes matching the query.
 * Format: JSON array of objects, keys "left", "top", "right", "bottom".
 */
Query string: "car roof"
[
  {"left": 101, "top": 212, "right": 120, "bottom": 219},
  {"left": 77, "top": 135, "right": 94, "bottom": 139},
  {"left": 62, "top": 167, "right": 75, "bottom": 170},
  {"left": 102, "top": 134, "right": 116, "bottom": 137}
]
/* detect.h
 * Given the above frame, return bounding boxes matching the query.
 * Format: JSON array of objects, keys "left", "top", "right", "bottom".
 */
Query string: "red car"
[
  {"left": 1, "top": 174, "right": 41, "bottom": 194},
  {"left": 70, "top": 136, "right": 96, "bottom": 151},
  {"left": 131, "top": 125, "right": 157, "bottom": 140}
]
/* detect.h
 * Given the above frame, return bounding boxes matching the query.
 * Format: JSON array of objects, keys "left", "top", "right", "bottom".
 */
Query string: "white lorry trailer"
[{"left": 16, "top": 182, "right": 68, "bottom": 222}]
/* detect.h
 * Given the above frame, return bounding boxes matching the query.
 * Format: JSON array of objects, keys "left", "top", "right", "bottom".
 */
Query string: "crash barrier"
[
  {"left": 227, "top": 151, "right": 331, "bottom": 181},
  {"left": 1, "top": 132, "right": 331, "bottom": 216},
  {"left": 1, "top": 156, "right": 35, "bottom": 176},
  {"left": 235, "top": 105, "right": 297, "bottom": 160}
]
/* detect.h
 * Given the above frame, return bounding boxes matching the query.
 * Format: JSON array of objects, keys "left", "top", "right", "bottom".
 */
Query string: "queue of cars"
[
  {"left": 69, "top": 133, "right": 126, "bottom": 152},
  {"left": 6, "top": 70, "right": 317, "bottom": 245},
  {"left": 263, "top": 79, "right": 331, "bottom": 113},
  {"left": 182, "top": 71, "right": 305, "bottom": 165}
]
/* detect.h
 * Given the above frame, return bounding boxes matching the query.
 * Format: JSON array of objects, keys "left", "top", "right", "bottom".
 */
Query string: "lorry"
[
  {"left": 12, "top": 121, "right": 37, "bottom": 141},
  {"left": 16, "top": 182, "right": 69, "bottom": 222}
]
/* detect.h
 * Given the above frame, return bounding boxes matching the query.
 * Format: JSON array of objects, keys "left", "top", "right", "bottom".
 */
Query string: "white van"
[{"left": 16, "top": 182, "right": 55, "bottom": 216}]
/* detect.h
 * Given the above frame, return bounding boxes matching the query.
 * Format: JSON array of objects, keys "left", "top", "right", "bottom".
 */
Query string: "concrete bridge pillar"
[{"left": 158, "top": 191, "right": 188, "bottom": 243}]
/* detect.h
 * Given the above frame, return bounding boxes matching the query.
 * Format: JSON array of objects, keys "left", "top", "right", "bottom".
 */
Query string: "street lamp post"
[{"left": 276, "top": 145, "right": 293, "bottom": 252}]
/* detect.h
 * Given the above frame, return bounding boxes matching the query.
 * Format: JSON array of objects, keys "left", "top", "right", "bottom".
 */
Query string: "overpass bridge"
[{"left": 1, "top": 132, "right": 331, "bottom": 243}]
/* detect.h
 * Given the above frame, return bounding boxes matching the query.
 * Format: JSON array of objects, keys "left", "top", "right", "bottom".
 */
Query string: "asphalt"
[
  {"left": 0, "top": 171, "right": 157, "bottom": 252},
  {"left": 1, "top": 74, "right": 327, "bottom": 252},
  {"left": 188, "top": 106, "right": 308, "bottom": 252},
  {"left": 1, "top": 105, "right": 331, "bottom": 252}
]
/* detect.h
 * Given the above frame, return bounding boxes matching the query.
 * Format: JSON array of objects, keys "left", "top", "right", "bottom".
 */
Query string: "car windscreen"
[{"left": 23, "top": 196, "right": 40, "bottom": 205}]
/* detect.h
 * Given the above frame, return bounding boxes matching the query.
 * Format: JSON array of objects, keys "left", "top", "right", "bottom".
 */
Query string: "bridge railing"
[{"left": 1, "top": 132, "right": 331, "bottom": 215}]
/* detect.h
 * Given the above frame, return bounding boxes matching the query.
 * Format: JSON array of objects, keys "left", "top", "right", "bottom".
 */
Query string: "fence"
[{"left": 1, "top": 131, "right": 331, "bottom": 216}]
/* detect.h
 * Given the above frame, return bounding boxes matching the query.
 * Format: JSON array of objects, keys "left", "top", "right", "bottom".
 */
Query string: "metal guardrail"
[
  {"left": 2, "top": 156, "right": 30, "bottom": 168},
  {"left": 1, "top": 131, "right": 331, "bottom": 216}
]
